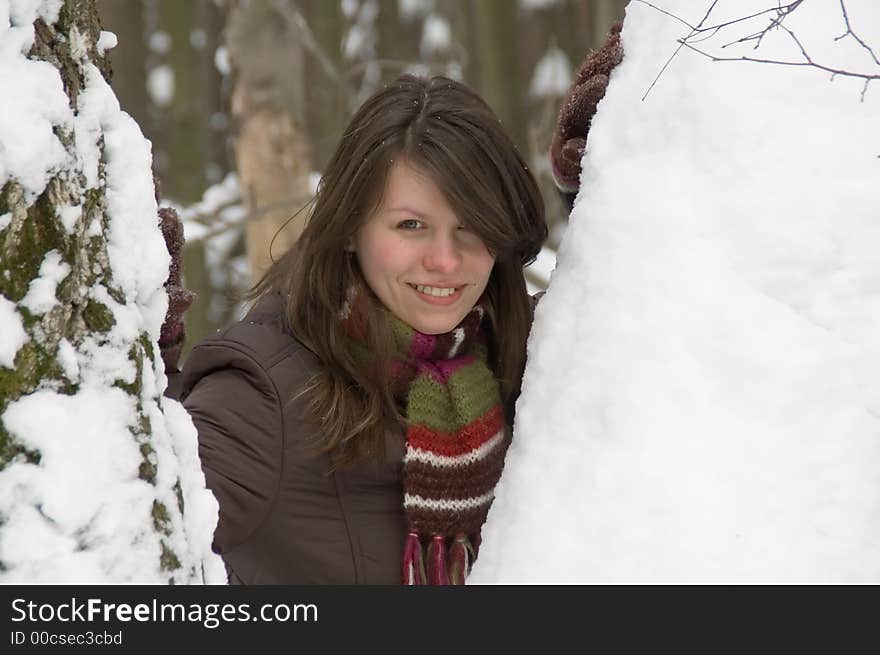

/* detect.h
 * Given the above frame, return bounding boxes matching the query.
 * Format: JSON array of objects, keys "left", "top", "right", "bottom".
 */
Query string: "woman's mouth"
[{"left": 408, "top": 283, "right": 465, "bottom": 305}]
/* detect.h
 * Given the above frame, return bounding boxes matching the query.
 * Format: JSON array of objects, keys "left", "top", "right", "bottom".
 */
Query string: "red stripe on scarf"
[{"left": 407, "top": 404, "right": 504, "bottom": 456}]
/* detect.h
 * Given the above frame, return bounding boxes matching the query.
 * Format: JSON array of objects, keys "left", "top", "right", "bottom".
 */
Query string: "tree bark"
[{"left": 0, "top": 0, "right": 219, "bottom": 583}]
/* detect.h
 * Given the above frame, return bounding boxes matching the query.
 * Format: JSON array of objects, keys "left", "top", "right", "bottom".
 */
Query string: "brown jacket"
[{"left": 178, "top": 294, "right": 407, "bottom": 584}]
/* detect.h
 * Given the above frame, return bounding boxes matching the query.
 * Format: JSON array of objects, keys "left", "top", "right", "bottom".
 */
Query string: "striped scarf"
[{"left": 343, "top": 297, "right": 509, "bottom": 585}]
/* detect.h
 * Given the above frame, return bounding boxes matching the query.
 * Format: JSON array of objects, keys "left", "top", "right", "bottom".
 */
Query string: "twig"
[
  {"left": 631, "top": 0, "right": 694, "bottom": 30},
  {"left": 720, "top": 6, "right": 798, "bottom": 51},
  {"left": 698, "top": 1, "right": 803, "bottom": 37},
  {"left": 679, "top": 39, "right": 880, "bottom": 83},
  {"left": 641, "top": 0, "right": 720, "bottom": 100},
  {"left": 833, "top": 0, "right": 880, "bottom": 66},
  {"left": 270, "top": 0, "right": 341, "bottom": 82}
]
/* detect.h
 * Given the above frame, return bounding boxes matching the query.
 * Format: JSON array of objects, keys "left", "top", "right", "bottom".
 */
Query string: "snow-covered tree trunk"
[
  {"left": 472, "top": 0, "right": 880, "bottom": 584},
  {"left": 0, "top": 0, "right": 223, "bottom": 583}
]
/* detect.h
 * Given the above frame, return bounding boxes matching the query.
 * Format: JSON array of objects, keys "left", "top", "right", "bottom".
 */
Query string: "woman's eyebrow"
[{"left": 387, "top": 206, "right": 429, "bottom": 217}]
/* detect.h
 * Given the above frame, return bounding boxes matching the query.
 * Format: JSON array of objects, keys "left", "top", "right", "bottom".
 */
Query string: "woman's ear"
[{"left": 345, "top": 242, "right": 356, "bottom": 253}]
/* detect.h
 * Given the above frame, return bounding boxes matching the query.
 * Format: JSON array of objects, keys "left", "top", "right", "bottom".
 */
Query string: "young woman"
[
  {"left": 165, "top": 25, "right": 622, "bottom": 586},
  {"left": 177, "top": 74, "right": 547, "bottom": 585}
]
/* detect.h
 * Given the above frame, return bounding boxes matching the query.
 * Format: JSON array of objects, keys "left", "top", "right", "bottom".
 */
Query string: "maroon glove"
[
  {"left": 550, "top": 21, "right": 624, "bottom": 198},
  {"left": 158, "top": 207, "right": 195, "bottom": 374}
]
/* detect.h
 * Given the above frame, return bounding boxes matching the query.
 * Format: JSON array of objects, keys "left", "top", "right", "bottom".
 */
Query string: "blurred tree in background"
[{"left": 96, "top": 0, "right": 628, "bottom": 360}]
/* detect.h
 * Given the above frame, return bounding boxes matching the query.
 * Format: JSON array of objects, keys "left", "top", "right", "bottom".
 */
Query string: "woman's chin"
[
  {"left": 398, "top": 308, "right": 468, "bottom": 335},
  {"left": 407, "top": 317, "right": 460, "bottom": 335}
]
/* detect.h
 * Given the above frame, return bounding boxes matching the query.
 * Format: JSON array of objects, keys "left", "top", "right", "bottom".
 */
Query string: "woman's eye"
[{"left": 397, "top": 219, "right": 423, "bottom": 230}]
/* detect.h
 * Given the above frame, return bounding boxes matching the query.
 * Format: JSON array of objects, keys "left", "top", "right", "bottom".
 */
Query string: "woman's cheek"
[{"left": 373, "top": 236, "right": 412, "bottom": 271}]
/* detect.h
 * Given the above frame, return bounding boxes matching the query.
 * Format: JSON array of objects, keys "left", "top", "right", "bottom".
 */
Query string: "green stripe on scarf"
[{"left": 406, "top": 366, "right": 498, "bottom": 433}]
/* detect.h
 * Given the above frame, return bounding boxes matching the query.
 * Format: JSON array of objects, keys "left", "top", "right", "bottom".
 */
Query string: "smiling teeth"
[{"left": 414, "top": 285, "right": 457, "bottom": 297}]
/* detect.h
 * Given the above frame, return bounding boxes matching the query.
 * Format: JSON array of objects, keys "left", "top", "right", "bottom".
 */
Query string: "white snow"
[
  {"left": 70, "top": 61, "right": 172, "bottom": 338},
  {"left": 56, "top": 204, "right": 80, "bottom": 233},
  {"left": 68, "top": 24, "right": 90, "bottom": 62},
  {"left": 213, "top": 45, "right": 229, "bottom": 75},
  {"left": 189, "top": 28, "right": 207, "bottom": 50},
  {"left": 0, "top": 296, "right": 26, "bottom": 368},
  {"left": 174, "top": 171, "right": 243, "bottom": 243},
  {"left": 0, "top": 9, "right": 71, "bottom": 200},
  {"left": 344, "top": 0, "right": 379, "bottom": 61},
  {"left": 20, "top": 249, "right": 69, "bottom": 315},
  {"left": 398, "top": 0, "right": 432, "bottom": 21},
  {"left": 530, "top": 43, "right": 571, "bottom": 98},
  {"left": 420, "top": 14, "right": 450, "bottom": 58},
  {"left": 341, "top": 0, "right": 359, "bottom": 20},
  {"left": 8, "top": 0, "right": 61, "bottom": 27},
  {"left": 344, "top": 23, "right": 368, "bottom": 61},
  {"left": 146, "top": 64, "right": 174, "bottom": 107},
  {"left": 148, "top": 29, "right": 171, "bottom": 56},
  {"left": 1, "top": 388, "right": 148, "bottom": 574},
  {"left": 56, "top": 337, "right": 79, "bottom": 381},
  {"left": 518, "top": 0, "right": 561, "bottom": 10},
  {"left": 525, "top": 244, "right": 557, "bottom": 294},
  {"left": 473, "top": 0, "right": 880, "bottom": 584},
  {"left": 167, "top": 173, "right": 249, "bottom": 324},
  {"left": 96, "top": 30, "right": 118, "bottom": 55}
]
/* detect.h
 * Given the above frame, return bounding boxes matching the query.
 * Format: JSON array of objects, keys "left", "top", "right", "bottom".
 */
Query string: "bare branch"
[
  {"left": 720, "top": 6, "right": 798, "bottom": 51},
  {"left": 698, "top": 1, "right": 803, "bottom": 38},
  {"left": 270, "top": 0, "right": 342, "bottom": 82},
  {"left": 678, "top": 39, "right": 880, "bottom": 84},
  {"left": 776, "top": 22, "right": 813, "bottom": 64},
  {"left": 834, "top": 0, "right": 880, "bottom": 66},
  {"left": 181, "top": 193, "right": 316, "bottom": 246},
  {"left": 640, "top": 0, "right": 721, "bottom": 100},
  {"left": 640, "top": 0, "right": 879, "bottom": 101},
  {"left": 642, "top": 40, "right": 688, "bottom": 101}
]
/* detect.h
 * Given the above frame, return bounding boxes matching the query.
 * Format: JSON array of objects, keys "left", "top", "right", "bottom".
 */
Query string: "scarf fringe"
[
  {"left": 448, "top": 532, "right": 474, "bottom": 585},
  {"left": 405, "top": 533, "right": 476, "bottom": 585},
  {"left": 426, "top": 534, "right": 449, "bottom": 585},
  {"left": 403, "top": 532, "right": 426, "bottom": 585}
]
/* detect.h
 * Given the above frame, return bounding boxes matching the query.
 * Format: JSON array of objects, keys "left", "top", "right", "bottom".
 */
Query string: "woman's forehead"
[{"left": 378, "top": 160, "right": 455, "bottom": 216}]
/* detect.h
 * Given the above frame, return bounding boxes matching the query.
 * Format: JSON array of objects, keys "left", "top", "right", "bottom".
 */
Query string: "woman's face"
[{"left": 354, "top": 159, "right": 495, "bottom": 335}]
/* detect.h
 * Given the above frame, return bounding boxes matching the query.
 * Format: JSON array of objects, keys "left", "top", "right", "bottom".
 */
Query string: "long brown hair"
[{"left": 251, "top": 74, "right": 547, "bottom": 468}]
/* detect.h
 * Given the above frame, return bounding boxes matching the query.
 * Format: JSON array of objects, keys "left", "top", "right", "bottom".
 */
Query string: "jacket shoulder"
[
  {"left": 187, "top": 295, "right": 305, "bottom": 378},
  {"left": 176, "top": 294, "right": 316, "bottom": 554}
]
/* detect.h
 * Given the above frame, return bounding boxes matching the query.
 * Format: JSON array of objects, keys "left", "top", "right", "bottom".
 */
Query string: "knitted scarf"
[{"left": 342, "top": 295, "right": 509, "bottom": 585}]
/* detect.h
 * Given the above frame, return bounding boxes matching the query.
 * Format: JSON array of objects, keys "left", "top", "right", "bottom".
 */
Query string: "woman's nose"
[{"left": 423, "top": 233, "right": 462, "bottom": 273}]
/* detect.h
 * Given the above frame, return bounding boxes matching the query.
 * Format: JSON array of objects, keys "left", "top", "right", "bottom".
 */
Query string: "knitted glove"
[
  {"left": 550, "top": 21, "right": 624, "bottom": 198},
  {"left": 158, "top": 207, "right": 195, "bottom": 374}
]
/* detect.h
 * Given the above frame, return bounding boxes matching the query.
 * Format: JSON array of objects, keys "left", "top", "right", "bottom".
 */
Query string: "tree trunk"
[
  {"left": 302, "top": 0, "right": 346, "bottom": 172},
  {"left": 225, "top": 1, "right": 313, "bottom": 283},
  {"left": 465, "top": 0, "right": 528, "bottom": 155},
  {"left": 0, "top": 0, "right": 221, "bottom": 583}
]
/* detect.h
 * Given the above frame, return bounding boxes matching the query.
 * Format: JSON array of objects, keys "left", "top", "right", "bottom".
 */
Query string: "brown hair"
[{"left": 251, "top": 74, "right": 547, "bottom": 468}]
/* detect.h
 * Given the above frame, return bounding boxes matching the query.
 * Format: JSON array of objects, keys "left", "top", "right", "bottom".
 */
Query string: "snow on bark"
[{"left": 0, "top": 0, "right": 223, "bottom": 583}]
